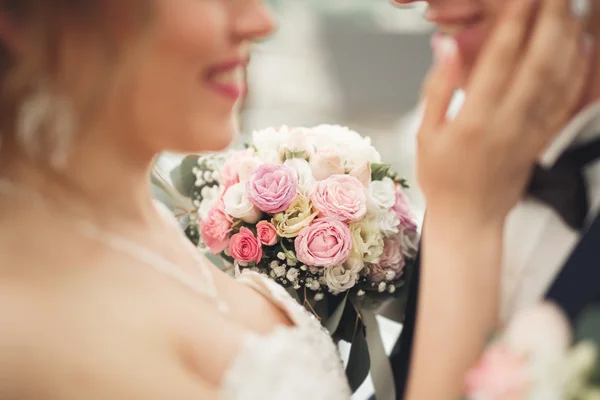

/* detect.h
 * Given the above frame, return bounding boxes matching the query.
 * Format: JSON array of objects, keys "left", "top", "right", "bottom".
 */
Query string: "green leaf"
[
  {"left": 324, "top": 291, "right": 349, "bottom": 335},
  {"left": 575, "top": 306, "right": 600, "bottom": 342},
  {"left": 345, "top": 321, "right": 370, "bottom": 392},
  {"left": 204, "top": 252, "right": 227, "bottom": 270},
  {"left": 371, "top": 163, "right": 391, "bottom": 181},
  {"left": 171, "top": 155, "right": 200, "bottom": 197}
]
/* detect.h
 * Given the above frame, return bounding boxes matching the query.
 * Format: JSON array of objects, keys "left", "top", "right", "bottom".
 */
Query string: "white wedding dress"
[
  {"left": 152, "top": 200, "right": 351, "bottom": 399},
  {"left": 221, "top": 270, "right": 352, "bottom": 399}
]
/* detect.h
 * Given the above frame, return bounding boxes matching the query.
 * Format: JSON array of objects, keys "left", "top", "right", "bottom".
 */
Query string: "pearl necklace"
[{"left": 0, "top": 179, "right": 229, "bottom": 314}]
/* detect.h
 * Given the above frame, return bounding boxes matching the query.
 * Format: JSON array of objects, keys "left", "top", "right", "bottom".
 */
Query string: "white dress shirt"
[{"left": 500, "top": 101, "right": 600, "bottom": 322}]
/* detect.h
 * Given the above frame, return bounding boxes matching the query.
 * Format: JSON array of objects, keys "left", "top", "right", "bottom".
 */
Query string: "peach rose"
[
  {"left": 256, "top": 220, "right": 277, "bottom": 246},
  {"left": 311, "top": 174, "right": 367, "bottom": 223},
  {"left": 309, "top": 147, "right": 345, "bottom": 181}
]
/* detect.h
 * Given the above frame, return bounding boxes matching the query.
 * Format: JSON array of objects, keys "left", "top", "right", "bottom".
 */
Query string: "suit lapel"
[{"left": 545, "top": 213, "right": 600, "bottom": 323}]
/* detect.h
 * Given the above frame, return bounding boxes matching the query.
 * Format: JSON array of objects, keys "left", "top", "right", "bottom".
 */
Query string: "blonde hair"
[{"left": 0, "top": 1, "right": 148, "bottom": 142}]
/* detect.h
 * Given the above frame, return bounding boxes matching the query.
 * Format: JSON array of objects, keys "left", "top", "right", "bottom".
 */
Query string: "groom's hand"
[
  {"left": 417, "top": 0, "right": 592, "bottom": 229},
  {"left": 410, "top": 2, "right": 592, "bottom": 399}
]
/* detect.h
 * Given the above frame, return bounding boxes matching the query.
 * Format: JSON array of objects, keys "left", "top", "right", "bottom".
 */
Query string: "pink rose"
[
  {"left": 309, "top": 147, "right": 345, "bottom": 181},
  {"left": 256, "top": 220, "right": 277, "bottom": 246},
  {"left": 247, "top": 164, "right": 298, "bottom": 214},
  {"left": 201, "top": 206, "right": 232, "bottom": 254},
  {"left": 392, "top": 187, "right": 417, "bottom": 231},
  {"left": 295, "top": 218, "right": 352, "bottom": 267},
  {"left": 464, "top": 344, "right": 531, "bottom": 400},
  {"left": 369, "top": 235, "right": 406, "bottom": 282},
  {"left": 311, "top": 174, "right": 367, "bottom": 223},
  {"left": 228, "top": 227, "right": 263, "bottom": 264},
  {"left": 221, "top": 149, "right": 261, "bottom": 189}
]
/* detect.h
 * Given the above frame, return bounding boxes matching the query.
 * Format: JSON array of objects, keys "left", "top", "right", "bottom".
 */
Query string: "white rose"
[
  {"left": 307, "top": 124, "right": 342, "bottom": 149},
  {"left": 197, "top": 185, "right": 221, "bottom": 220},
  {"left": 284, "top": 158, "right": 316, "bottom": 196},
  {"left": 237, "top": 156, "right": 263, "bottom": 182},
  {"left": 324, "top": 264, "right": 359, "bottom": 294},
  {"left": 310, "top": 124, "right": 362, "bottom": 146},
  {"left": 309, "top": 147, "right": 345, "bottom": 181},
  {"left": 222, "top": 183, "right": 262, "bottom": 223},
  {"left": 344, "top": 141, "right": 381, "bottom": 169},
  {"left": 350, "top": 216, "right": 384, "bottom": 264},
  {"left": 400, "top": 227, "right": 419, "bottom": 259},
  {"left": 504, "top": 303, "right": 571, "bottom": 369},
  {"left": 367, "top": 177, "right": 396, "bottom": 214},
  {"left": 344, "top": 255, "right": 365, "bottom": 274},
  {"left": 252, "top": 126, "right": 291, "bottom": 163},
  {"left": 279, "top": 127, "right": 315, "bottom": 161},
  {"left": 308, "top": 124, "right": 381, "bottom": 168},
  {"left": 377, "top": 210, "right": 400, "bottom": 237}
]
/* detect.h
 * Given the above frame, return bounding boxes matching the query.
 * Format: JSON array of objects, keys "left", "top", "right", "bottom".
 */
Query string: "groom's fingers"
[
  {"left": 527, "top": 37, "right": 592, "bottom": 154},
  {"left": 419, "top": 38, "right": 461, "bottom": 134},
  {"left": 462, "top": 0, "right": 537, "bottom": 114},
  {"left": 502, "top": 0, "right": 586, "bottom": 142}
]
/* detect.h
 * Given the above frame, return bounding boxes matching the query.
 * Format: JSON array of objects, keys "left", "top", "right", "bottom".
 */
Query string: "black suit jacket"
[{"left": 388, "top": 213, "right": 600, "bottom": 400}]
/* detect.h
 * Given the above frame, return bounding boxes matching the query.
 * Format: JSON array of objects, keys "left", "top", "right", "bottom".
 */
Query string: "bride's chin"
[{"left": 186, "top": 128, "right": 237, "bottom": 154}]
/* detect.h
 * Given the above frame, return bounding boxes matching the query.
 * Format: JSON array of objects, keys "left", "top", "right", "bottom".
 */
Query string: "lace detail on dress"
[{"left": 220, "top": 271, "right": 352, "bottom": 400}]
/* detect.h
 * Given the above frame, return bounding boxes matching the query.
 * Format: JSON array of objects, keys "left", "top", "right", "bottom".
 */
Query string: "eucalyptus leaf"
[
  {"left": 575, "top": 306, "right": 600, "bottom": 343},
  {"left": 171, "top": 155, "right": 200, "bottom": 197},
  {"left": 204, "top": 252, "right": 227, "bottom": 270},
  {"left": 345, "top": 322, "right": 370, "bottom": 392},
  {"left": 371, "top": 163, "right": 391, "bottom": 181},
  {"left": 324, "top": 291, "right": 349, "bottom": 335}
]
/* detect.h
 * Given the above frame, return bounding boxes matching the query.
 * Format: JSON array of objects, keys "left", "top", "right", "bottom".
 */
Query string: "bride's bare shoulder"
[{"left": 0, "top": 278, "right": 45, "bottom": 397}]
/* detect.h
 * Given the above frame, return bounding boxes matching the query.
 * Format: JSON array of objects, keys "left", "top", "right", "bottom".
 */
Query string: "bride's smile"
[{"left": 205, "top": 58, "right": 247, "bottom": 101}]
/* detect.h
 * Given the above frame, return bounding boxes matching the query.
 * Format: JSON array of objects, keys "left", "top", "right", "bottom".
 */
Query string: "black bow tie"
[{"left": 527, "top": 136, "right": 600, "bottom": 230}]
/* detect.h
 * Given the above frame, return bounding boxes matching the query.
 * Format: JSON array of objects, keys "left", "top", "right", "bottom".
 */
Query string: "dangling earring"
[{"left": 16, "top": 81, "right": 76, "bottom": 169}]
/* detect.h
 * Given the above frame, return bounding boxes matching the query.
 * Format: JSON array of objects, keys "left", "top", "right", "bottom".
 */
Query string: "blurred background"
[
  {"left": 242, "top": 0, "right": 433, "bottom": 218},
  {"left": 158, "top": 3, "right": 439, "bottom": 398}
]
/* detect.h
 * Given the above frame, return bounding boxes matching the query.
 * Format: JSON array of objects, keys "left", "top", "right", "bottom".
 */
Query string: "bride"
[{"left": 0, "top": 0, "right": 587, "bottom": 399}]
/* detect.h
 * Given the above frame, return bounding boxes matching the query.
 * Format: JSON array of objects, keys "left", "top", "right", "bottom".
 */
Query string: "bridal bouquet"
[
  {"left": 172, "top": 124, "right": 419, "bottom": 390},
  {"left": 463, "top": 303, "right": 600, "bottom": 400}
]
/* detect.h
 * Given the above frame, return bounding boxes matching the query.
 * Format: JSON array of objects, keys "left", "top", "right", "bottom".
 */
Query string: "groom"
[{"left": 387, "top": 0, "right": 600, "bottom": 398}]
